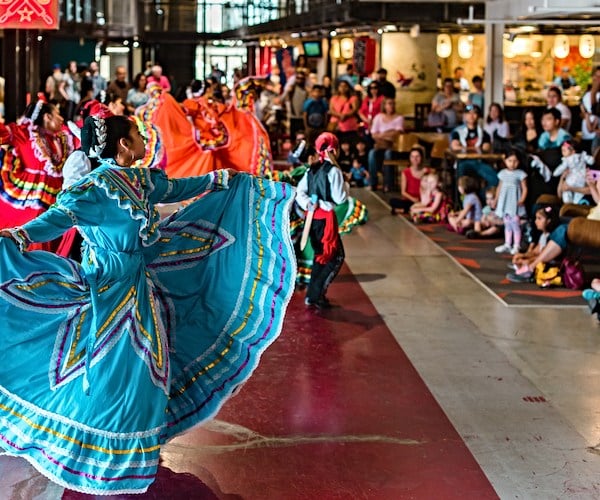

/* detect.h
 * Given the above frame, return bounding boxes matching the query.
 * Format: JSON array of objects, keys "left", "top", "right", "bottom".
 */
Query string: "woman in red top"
[
  {"left": 0, "top": 100, "right": 75, "bottom": 249},
  {"left": 328, "top": 80, "right": 360, "bottom": 145},
  {"left": 358, "top": 82, "right": 384, "bottom": 145},
  {"left": 390, "top": 146, "right": 429, "bottom": 215}
]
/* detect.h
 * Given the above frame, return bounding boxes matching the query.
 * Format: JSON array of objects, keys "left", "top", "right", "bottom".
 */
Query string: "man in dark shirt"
[
  {"left": 107, "top": 66, "right": 130, "bottom": 103},
  {"left": 375, "top": 68, "right": 396, "bottom": 99},
  {"left": 450, "top": 104, "right": 498, "bottom": 197}
]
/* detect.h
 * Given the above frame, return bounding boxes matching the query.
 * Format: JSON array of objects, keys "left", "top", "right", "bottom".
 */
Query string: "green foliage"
[{"left": 573, "top": 62, "right": 592, "bottom": 90}]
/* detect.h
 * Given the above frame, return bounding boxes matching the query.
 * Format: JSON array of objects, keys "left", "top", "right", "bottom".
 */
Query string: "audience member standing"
[
  {"left": 329, "top": 80, "right": 360, "bottom": 146},
  {"left": 375, "top": 68, "right": 396, "bottom": 99},
  {"left": 107, "top": 66, "right": 130, "bottom": 103},
  {"left": 338, "top": 64, "right": 359, "bottom": 88},
  {"left": 60, "top": 60, "right": 81, "bottom": 121},
  {"left": 127, "top": 73, "right": 149, "bottom": 113},
  {"left": 322, "top": 75, "right": 333, "bottom": 101},
  {"left": 283, "top": 69, "right": 309, "bottom": 143},
  {"left": 358, "top": 81, "right": 383, "bottom": 147},
  {"left": 45, "top": 64, "right": 64, "bottom": 104},
  {"left": 89, "top": 61, "right": 107, "bottom": 97},
  {"left": 454, "top": 66, "right": 470, "bottom": 103},
  {"left": 147, "top": 64, "right": 171, "bottom": 93},
  {"left": 454, "top": 66, "right": 470, "bottom": 93},
  {"left": 302, "top": 84, "right": 328, "bottom": 145},
  {"left": 553, "top": 67, "right": 577, "bottom": 90}
]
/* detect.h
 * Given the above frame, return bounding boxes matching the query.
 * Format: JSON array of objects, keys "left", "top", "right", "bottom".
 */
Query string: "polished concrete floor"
[{"left": 2, "top": 188, "right": 600, "bottom": 498}]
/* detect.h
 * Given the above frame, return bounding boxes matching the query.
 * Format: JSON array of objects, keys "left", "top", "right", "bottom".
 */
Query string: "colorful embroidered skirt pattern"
[{"left": 0, "top": 174, "right": 296, "bottom": 494}]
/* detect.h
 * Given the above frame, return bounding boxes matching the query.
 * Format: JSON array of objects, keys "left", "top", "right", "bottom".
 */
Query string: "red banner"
[
  {"left": 353, "top": 37, "right": 376, "bottom": 76},
  {"left": 0, "top": 0, "right": 59, "bottom": 29}
]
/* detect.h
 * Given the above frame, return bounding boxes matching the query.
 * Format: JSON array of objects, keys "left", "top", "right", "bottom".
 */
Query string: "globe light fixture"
[
  {"left": 579, "top": 34, "right": 595, "bottom": 59},
  {"left": 553, "top": 35, "right": 570, "bottom": 59},
  {"left": 436, "top": 34, "right": 452, "bottom": 58},
  {"left": 457, "top": 35, "right": 473, "bottom": 59}
]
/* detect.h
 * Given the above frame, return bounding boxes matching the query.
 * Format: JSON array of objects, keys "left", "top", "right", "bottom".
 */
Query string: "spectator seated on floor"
[
  {"left": 466, "top": 186, "right": 503, "bottom": 239},
  {"left": 389, "top": 146, "right": 429, "bottom": 215},
  {"left": 348, "top": 158, "right": 369, "bottom": 187},
  {"left": 510, "top": 205, "right": 560, "bottom": 271},
  {"left": 508, "top": 170, "right": 600, "bottom": 283},
  {"left": 447, "top": 175, "right": 482, "bottom": 234},
  {"left": 409, "top": 171, "right": 449, "bottom": 224}
]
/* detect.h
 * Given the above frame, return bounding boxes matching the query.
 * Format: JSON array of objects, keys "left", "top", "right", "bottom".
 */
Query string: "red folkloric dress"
[{"left": 0, "top": 119, "right": 75, "bottom": 250}]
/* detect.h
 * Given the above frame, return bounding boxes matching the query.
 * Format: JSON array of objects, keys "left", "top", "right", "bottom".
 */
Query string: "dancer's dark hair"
[{"left": 81, "top": 115, "right": 133, "bottom": 160}]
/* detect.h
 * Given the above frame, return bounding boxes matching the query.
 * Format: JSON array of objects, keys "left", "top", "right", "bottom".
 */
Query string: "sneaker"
[
  {"left": 495, "top": 243, "right": 512, "bottom": 253},
  {"left": 583, "top": 289, "right": 600, "bottom": 301},
  {"left": 319, "top": 297, "right": 333, "bottom": 309},
  {"left": 304, "top": 297, "right": 331, "bottom": 309},
  {"left": 305, "top": 297, "right": 318, "bottom": 308},
  {"left": 507, "top": 263, "right": 518, "bottom": 271},
  {"left": 510, "top": 245, "right": 520, "bottom": 255},
  {"left": 587, "top": 298, "right": 600, "bottom": 315},
  {"left": 507, "top": 271, "right": 534, "bottom": 283}
]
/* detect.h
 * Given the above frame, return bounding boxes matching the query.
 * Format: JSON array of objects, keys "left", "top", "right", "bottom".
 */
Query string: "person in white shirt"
[
  {"left": 367, "top": 97, "right": 405, "bottom": 192},
  {"left": 484, "top": 102, "right": 510, "bottom": 148},
  {"left": 296, "top": 132, "right": 349, "bottom": 309},
  {"left": 546, "top": 85, "right": 572, "bottom": 133},
  {"left": 580, "top": 66, "right": 600, "bottom": 153}
]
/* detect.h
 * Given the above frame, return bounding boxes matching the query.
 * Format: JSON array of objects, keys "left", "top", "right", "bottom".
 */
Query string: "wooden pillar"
[
  {"left": 485, "top": 22, "right": 504, "bottom": 110},
  {"left": 3, "top": 29, "right": 28, "bottom": 121},
  {"left": 247, "top": 45, "right": 257, "bottom": 76}
]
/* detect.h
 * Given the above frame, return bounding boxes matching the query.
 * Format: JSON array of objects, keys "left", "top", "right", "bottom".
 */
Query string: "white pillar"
[{"left": 485, "top": 22, "right": 504, "bottom": 109}]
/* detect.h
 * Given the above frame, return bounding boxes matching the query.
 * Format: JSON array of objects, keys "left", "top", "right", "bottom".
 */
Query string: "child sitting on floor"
[
  {"left": 410, "top": 172, "right": 448, "bottom": 223},
  {"left": 511, "top": 205, "right": 559, "bottom": 271},
  {"left": 467, "top": 186, "right": 504, "bottom": 238},
  {"left": 348, "top": 157, "right": 369, "bottom": 187},
  {"left": 447, "top": 175, "right": 482, "bottom": 233},
  {"left": 554, "top": 140, "right": 594, "bottom": 204}
]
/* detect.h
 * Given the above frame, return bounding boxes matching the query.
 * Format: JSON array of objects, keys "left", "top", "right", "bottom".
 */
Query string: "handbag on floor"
[{"left": 561, "top": 256, "right": 585, "bottom": 290}]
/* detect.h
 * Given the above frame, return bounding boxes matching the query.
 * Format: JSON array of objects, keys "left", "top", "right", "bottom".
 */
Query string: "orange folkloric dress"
[{"left": 136, "top": 83, "right": 272, "bottom": 179}]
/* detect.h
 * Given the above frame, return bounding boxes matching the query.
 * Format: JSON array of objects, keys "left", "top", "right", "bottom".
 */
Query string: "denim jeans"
[
  {"left": 456, "top": 159, "right": 499, "bottom": 200},
  {"left": 368, "top": 148, "right": 397, "bottom": 190}
]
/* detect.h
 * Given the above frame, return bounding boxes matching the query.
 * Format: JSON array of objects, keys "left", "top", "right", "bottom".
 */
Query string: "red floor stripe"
[
  {"left": 158, "top": 266, "right": 498, "bottom": 499},
  {"left": 456, "top": 257, "right": 482, "bottom": 269}
]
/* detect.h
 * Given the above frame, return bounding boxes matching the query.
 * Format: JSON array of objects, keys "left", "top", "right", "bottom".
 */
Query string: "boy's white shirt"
[{"left": 296, "top": 160, "right": 349, "bottom": 211}]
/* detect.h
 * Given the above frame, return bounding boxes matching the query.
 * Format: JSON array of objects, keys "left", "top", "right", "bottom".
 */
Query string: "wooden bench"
[{"left": 382, "top": 133, "right": 420, "bottom": 188}]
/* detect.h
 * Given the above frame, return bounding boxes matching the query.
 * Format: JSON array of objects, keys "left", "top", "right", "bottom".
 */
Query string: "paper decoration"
[{"left": 0, "top": 0, "right": 58, "bottom": 30}]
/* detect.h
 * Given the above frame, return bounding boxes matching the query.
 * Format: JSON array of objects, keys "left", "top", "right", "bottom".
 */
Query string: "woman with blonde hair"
[{"left": 368, "top": 97, "right": 405, "bottom": 192}]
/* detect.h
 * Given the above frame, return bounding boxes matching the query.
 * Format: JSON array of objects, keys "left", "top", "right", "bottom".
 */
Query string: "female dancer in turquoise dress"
[{"left": 0, "top": 115, "right": 296, "bottom": 494}]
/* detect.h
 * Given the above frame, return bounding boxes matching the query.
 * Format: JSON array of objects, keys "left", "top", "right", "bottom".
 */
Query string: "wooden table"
[
  {"left": 446, "top": 150, "right": 505, "bottom": 162},
  {"left": 414, "top": 132, "right": 448, "bottom": 144}
]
